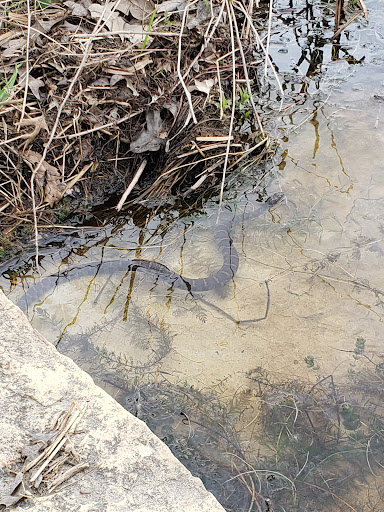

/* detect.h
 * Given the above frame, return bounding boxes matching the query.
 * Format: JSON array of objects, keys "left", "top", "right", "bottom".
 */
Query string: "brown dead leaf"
[
  {"left": 28, "top": 77, "right": 46, "bottom": 101},
  {"left": 130, "top": 110, "right": 169, "bottom": 153},
  {"left": 157, "top": 0, "right": 186, "bottom": 14},
  {"left": 2, "top": 37, "right": 26, "bottom": 58},
  {"left": 91, "top": 77, "right": 110, "bottom": 87},
  {"left": 30, "top": 13, "right": 66, "bottom": 43},
  {"left": 44, "top": 179, "right": 65, "bottom": 206},
  {"left": 124, "top": 77, "right": 139, "bottom": 96},
  {"left": 0, "top": 493, "right": 25, "bottom": 507},
  {"left": 17, "top": 116, "right": 49, "bottom": 146},
  {"left": 115, "top": 0, "right": 154, "bottom": 20},
  {"left": 115, "top": 21, "right": 153, "bottom": 46},
  {"left": 105, "top": 55, "right": 152, "bottom": 76},
  {"left": 109, "top": 75, "right": 139, "bottom": 95},
  {"left": 63, "top": 1, "right": 89, "bottom": 17},
  {"left": 110, "top": 15, "right": 127, "bottom": 41},
  {"left": 89, "top": 3, "right": 119, "bottom": 29},
  {"left": 24, "top": 150, "right": 64, "bottom": 206},
  {"left": 188, "top": 78, "right": 216, "bottom": 96},
  {"left": 0, "top": 29, "right": 23, "bottom": 46},
  {"left": 0, "top": 472, "right": 25, "bottom": 508},
  {"left": 89, "top": 4, "right": 153, "bottom": 46},
  {"left": 187, "top": 0, "right": 213, "bottom": 30}
]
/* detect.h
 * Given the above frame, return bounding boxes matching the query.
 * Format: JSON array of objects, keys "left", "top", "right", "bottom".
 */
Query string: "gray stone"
[{"left": 0, "top": 292, "right": 225, "bottom": 511}]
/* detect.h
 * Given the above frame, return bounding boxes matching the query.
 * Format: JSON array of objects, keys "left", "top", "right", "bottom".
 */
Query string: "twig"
[
  {"left": 176, "top": 0, "right": 226, "bottom": 93},
  {"left": 331, "top": 11, "right": 364, "bottom": 40},
  {"left": 264, "top": 0, "right": 273, "bottom": 78},
  {"left": 64, "top": 163, "right": 95, "bottom": 193},
  {"left": 48, "top": 463, "right": 90, "bottom": 491},
  {"left": 232, "top": 461, "right": 263, "bottom": 512},
  {"left": 243, "top": 0, "right": 254, "bottom": 39},
  {"left": 177, "top": 3, "right": 197, "bottom": 124},
  {"left": 25, "top": 401, "right": 87, "bottom": 474},
  {"left": 116, "top": 159, "right": 147, "bottom": 211},
  {"left": 334, "top": 0, "right": 343, "bottom": 33},
  {"left": 19, "top": 0, "right": 31, "bottom": 126},
  {"left": 357, "top": 0, "right": 368, "bottom": 20},
  {"left": 303, "top": 482, "right": 359, "bottom": 512},
  {"left": 63, "top": 109, "right": 145, "bottom": 140}
]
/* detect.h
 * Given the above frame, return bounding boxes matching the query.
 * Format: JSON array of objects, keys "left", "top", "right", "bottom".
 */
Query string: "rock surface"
[{"left": 0, "top": 292, "right": 225, "bottom": 511}]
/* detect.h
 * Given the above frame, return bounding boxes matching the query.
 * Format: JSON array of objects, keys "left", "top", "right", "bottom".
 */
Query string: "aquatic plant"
[{"left": 92, "top": 340, "right": 384, "bottom": 512}]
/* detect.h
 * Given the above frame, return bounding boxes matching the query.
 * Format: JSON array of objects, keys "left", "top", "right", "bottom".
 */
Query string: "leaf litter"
[
  {"left": 0, "top": 402, "right": 88, "bottom": 508},
  {"left": 0, "top": 0, "right": 278, "bottom": 256}
]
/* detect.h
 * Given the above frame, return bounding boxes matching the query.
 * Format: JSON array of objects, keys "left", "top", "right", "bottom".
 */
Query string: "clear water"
[{"left": 2, "top": 1, "right": 384, "bottom": 510}]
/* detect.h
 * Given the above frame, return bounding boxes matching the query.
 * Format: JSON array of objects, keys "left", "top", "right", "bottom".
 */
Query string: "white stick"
[
  {"left": 177, "top": 3, "right": 197, "bottom": 124},
  {"left": 264, "top": 0, "right": 273, "bottom": 77},
  {"left": 116, "top": 159, "right": 147, "bottom": 211}
]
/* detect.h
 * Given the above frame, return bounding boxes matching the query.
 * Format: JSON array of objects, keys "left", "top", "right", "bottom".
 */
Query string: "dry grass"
[
  {"left": 0, "top": 0, "right": 278, "bottom": 259},
  {"left": 3, "top": 401, "right": 88, "bottom": 506}
]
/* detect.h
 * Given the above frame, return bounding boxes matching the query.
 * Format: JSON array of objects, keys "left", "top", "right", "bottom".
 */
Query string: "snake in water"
[{"left": 17, "top": 194, "right": 282, "bottom": 311}]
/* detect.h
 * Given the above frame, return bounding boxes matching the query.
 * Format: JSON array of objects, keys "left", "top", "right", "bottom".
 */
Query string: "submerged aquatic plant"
[{"left": 63, "top": 330, "right": 384, "bottom": 511}]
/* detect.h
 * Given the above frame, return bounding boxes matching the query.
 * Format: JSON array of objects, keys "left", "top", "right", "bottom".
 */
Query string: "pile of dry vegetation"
[{"left": 0, "top": 0, "right": 277, "bottom": 254}]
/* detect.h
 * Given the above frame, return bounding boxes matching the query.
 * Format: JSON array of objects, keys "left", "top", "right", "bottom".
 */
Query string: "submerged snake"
[{"left": 17, "top": 194, "right": 282, "bottom": 310}]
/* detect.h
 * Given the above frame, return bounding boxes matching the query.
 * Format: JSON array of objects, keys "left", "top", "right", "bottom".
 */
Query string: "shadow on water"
[
  {"left": 2, "top": 0, "right": 384, "bottom": 510},
  {"left": 60, "top": 331, "right": 384, "bottom": 512}
]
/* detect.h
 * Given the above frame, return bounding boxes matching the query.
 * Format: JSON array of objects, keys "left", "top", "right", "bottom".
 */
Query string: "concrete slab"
[{"left": 0, "top": 292, "right": 225, "bottom": 511}]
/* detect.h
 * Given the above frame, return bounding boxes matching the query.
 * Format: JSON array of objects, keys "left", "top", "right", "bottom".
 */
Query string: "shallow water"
[{"left": 3, "top": 0, "right": 384, "bottom": 510}]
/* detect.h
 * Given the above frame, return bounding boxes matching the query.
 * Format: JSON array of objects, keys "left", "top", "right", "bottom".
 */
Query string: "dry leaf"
[
  {"left": 28, "top": 77, "right": 45, "bottom": 101},
  {"left": 31, "top": 13, "right": 65, "bottom": 42},
  {"left": 124, "top": 77, "right": 139, "bottom": 96},
  {"left": 0, "top": 494, "right": 24, "bottom": 507},
  {"left": 0, "top": 29, "right": 22, "bottom": 46},
  {"left": 188, "top": 78, "right": 215, "bottom": 96},
  {"left": 17, "top": 115, "right": 49, "bottom": 146},
  {"left": 105, "top": 55, "right": 152, "bottom": 76},
  {"left": 0, "top": 472, "right": 26, "bottom": 507},
  {"left": 109, "top": 74, "right": 125, "bottom": 86},
  {"left": 156, "top": 0, "right": 186, "bottom": 14},
  {"left": 115, "top": 0, "right": 154, "bottom": 20},
  {"left": 64, "top": 1, "right": 89, "bottom": 16},
  {"left": 89, "top": 2, "right": 153, "bottom": 44},
  {"left": 187, "top": 0, "right": 212, "bottom": 30},
  {"left": 89, "top": 3, "right": 119, "bottom": 29},
  {"left": 163, "top": 100, "right": 178, "bottom": 117},
  {"left": 130, "top": 110, "right": 169, "bottom": 153},
  {"left": 24, "top": 150, "right": 64, "bottom": 206},
  {"left": 44, "top": 179, "right": 65, "bottom": 206},
  {"left": 2, "top": 38, "right": 26, "bottom": 58},
  {"left": 110, "top": 76, "right": 140, "bottom": 96},
  {"left": 157, "top": 60, "right": 172, "bottom": 73},
  {"left": 91, "top": 77, "right": 110, "bottom": 86},
  {"left": 110, "top": 15, "right": 127, "bottom": 41},
  {"left": 63, "top": 20, "right": 87, "bottom": 32},
  {"left": 118, "top": 22, "right": 153, "bottom": 46}
]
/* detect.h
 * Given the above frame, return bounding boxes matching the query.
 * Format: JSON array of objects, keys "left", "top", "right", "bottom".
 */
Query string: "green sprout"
[
  {"left": 354, "top": 336, "right": 366, "bottom": 356},
  {"left": 215, "top": 93, "right": 232, "bottom": 112},
  {"left": 238, "top": 86, "right": 252, "bottom": 105},
  {"left": 142, "top": 8, "right": 157, "bottom": 51},
  {"left": 304, "top": 354, "right": 320, "bottom": 370},
  {"left": 0, "top": 63, "right": 21, "bottom": 102}
]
